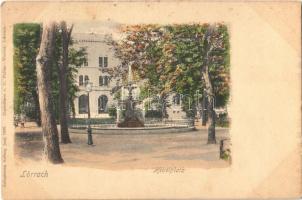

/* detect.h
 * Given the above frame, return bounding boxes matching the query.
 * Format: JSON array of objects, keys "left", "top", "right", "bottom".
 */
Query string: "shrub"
[
  {"left": 216, "top": 112, "right": 229, "bottom": 127},
  {"left": 145, "top": 110, "right": 162, "bottom": 118},
  {"left": 108, "top": 107, "right": 117, "bottom": 118}
]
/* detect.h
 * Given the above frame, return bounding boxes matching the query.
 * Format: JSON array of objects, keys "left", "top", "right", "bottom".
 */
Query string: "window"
[
  {"left": 99, "top": 76, "right": 103, "bottom": 86},
  {"left": 79, "top": 95, "right": 88, "bottom": 114},
  {"left": 84, "top": 59, "right": 88, "bottom": 66},
  {"left": 98, "top": 95, "right": 108, "bottom": 113},
  {"left": 84, "top": 75, "right": 89, "bottom": 85},
  {"left": 99, "top": 56, "right": 108, "bottom": 68},
  {"left": 99, "top": 76, "right": 110, "bottom": 86},
  {"left": 104, "top": 76, "right": 109, "bottom": 86},
  {"left": 104, "top": 57, "right": 108, "bottom": 67},
  {"left": 99, "top": 57, "right": 103, "bottom": 67},
  {"left": 79, "top": 75, "right": 83, "bottom": 86}
]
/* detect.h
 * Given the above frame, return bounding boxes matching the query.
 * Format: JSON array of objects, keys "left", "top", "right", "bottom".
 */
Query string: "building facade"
[{"left": 72, "top": 33, "right": 119, "bottom": 118}]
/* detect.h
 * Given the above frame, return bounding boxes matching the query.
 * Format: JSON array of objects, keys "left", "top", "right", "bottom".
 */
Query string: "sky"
[{"left": 72, "top": 20, "right": 122, "bottom": 40}]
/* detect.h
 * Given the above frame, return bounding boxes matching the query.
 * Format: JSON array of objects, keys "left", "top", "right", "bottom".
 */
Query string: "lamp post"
[
  {"left": 85, "top": 81, "right": 93, "bottom": 145},
  {"left": 116, "top": 104, "right": 121, "bottom": 125},
  {"left": 180, "top": 94, "right": 192, "bottom": 110},
  {"left": 194, "top": 90, "right": 202, "bottom": 122},
  {"left": 147, "top": 89, "right": 151, "bottom": 111}
]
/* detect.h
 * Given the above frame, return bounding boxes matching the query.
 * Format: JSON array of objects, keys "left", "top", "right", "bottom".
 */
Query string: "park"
[{"left": 14, "top": 21, "right": 231, "bottom": 169}]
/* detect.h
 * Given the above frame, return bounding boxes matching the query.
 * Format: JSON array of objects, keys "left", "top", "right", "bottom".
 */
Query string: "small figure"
[{"left": 20, "top": 114, "right": 25, "bottom": 128}]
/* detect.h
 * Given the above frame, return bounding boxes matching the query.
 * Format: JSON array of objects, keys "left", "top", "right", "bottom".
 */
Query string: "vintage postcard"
[{"left": 1, "top": 1, "right": 301, "bottom": 199}]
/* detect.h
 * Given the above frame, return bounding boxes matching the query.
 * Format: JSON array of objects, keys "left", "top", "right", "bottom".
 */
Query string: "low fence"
[
  {"left": 145, "top": 118, "right": 195, "bottom": 127},
  {"left": 68, "top": 118, "right": 195, "bottom": 129},
  {"left": 68, "top": 118, "right": 116, "bottom": 129}
]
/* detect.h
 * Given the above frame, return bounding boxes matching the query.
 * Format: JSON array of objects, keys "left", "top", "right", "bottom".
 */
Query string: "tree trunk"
[
  {"left": 201, "top": 89, "right": 208, "bottom": 126},
  {"left": 58, "top": 21, "right": 73, "bottom": 143},
  {"left": 207, "top": 96, "right": 216, "bottom": 144},
  {"left": 36, "top": 21, "right": 64, "bottom": 164},
  {"left": 202, "top": 64, "right": 217, "bottom": 144},
  {"left": 201, "top": 26, "right": 217, "bottom": 144}
]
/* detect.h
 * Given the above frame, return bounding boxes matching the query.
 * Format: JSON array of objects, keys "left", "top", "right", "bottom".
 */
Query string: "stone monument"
[{"left": 117, "top": 63, "right": 144, "bottom": 127}]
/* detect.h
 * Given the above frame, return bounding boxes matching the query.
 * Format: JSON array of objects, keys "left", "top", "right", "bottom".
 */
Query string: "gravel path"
[{"left": 15, "top": 122, "right": 230, "bottom": 169}]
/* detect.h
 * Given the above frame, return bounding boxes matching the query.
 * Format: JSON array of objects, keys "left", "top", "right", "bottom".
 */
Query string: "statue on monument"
[{"left": 117, "top": 63, "right": 144, "bottom": 127}]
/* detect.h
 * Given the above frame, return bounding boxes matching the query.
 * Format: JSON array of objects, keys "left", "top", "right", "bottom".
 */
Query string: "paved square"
[{"left": 15, "top": 123, "right": 230, "bottom": 169}]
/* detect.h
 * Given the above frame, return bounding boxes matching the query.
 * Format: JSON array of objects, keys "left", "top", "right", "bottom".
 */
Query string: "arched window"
[
  {"left": 79, "top": 95, "right": 88, "bottom": 114},
  {"left": 98, "top": 95, "right": 108, "bottom": 113},
  {"left": 84, "top": 75, "right": 89, "bottom": 85},
  {"left": 173, "top": 94, "right": 181, "bottom": 105},
  {"left": 79, "top": 75, "right": 83, "bottom": 86}
]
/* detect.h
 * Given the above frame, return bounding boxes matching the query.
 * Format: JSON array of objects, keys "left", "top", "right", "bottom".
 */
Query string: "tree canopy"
[
  {"left": 14, "top": 23, "right": 41, "bottom": 120},
  {"left": 13, "top": 23, "right": 87, "bottom": 122},
  {"left": 107, "top": 23, "right": 230, "bottom": 116}
]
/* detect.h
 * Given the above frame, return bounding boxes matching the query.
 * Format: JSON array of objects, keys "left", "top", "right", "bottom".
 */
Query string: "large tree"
[
  {"left": 51, "top": 28, "right": 87, "bottom": 122},
  {"left": 58, "top": 21, "right": 73, "bottom": 143},
  {"left": 200, "top": 25, "right": 229, "bottom": 144},
  {"left": 36, "top": 22, "right": 63, "bottom": 163},
  {"left": 14, "top": 23, "right": 87, "bottom": 126},
  {"left": 107, "top": 23, "right": 230, "bottom": 143}
]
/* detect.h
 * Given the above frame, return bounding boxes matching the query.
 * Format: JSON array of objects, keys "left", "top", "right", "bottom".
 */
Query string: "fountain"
[
  {"left": 117, "top": 63, "right": 144, "bottom": 127},
  {"left": 69, "top": 63, "right": 195, "bottom": 134}
]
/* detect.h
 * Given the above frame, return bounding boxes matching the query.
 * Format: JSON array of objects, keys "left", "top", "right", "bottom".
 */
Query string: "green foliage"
[
  {"left": 48, "top": 26, "right": 87, "bottom": 120},
  {"left": 139, "top": 85, "right": 149, "bottom": 100},
  {"left": 216, "top": 112, "right": 229, "bottom": 127},
  {"left": 113, "top": 90, "right": 121, "bottom": 100},
  {"left": 108, "top": 107, "right": 117, "bottom": 118},
  {"left": 221, "top": 150, "right": 231, "bottom": 161},
  {"left": 13, "top": 23, "right": 87, "bottom": 121},
  {"left": 108, "top": 23, "right": 230, "bottom": 117},
  {"left": 145, "top": 110, "right": 162, "bottom": 118},
  {"left": 13, "top": 23, "right": 41, "bottom": 116}
]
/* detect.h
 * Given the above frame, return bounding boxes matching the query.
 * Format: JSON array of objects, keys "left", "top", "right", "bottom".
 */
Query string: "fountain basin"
[
  {"left": 69, "top": 125, "right": 195, "bottom": 135},
  {"left": 117, "top": 117, "right": 144, "bottom": 128}
]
